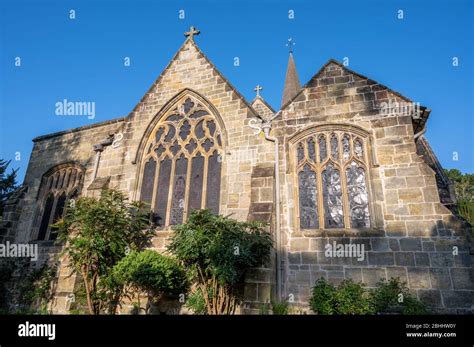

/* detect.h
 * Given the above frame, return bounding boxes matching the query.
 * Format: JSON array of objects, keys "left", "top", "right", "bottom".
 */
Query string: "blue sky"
[{"left": 1, "top": 0, "right": 473, "bottom": 181}]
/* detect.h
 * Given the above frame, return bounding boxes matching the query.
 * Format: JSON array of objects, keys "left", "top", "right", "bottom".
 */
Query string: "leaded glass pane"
[
  {"left": 188, "top": 154, "right": 204, "bottom": 212},
  {"left": 322, "top": 164, "right": 344, "bottom": 228},
  {"left": 50, "top": 193, "right": 67, "bottom": 240},
  {"left": 206, "top": 151, "right": 221, "bottom": 214},
  {"left": 330, "top": 134, "right": 339, "bottom": 160},
  {"left": 307, "top": 138, "right": 316, "bottom": 162},
  {"left": 140, "top": 158, "right": 156, "bottom": 204},
  {"left": 207, "top": 120, "right": 216, "bottom": 136},
  {"left": 164, "top": 125, "right": 176, "bottom": 142},
  {"left": 346, "top": 162, "right": 370, "bottom": 228},
  {"left": 342, "top": 134, "right": 350, "bottom": 161},
  {"left": 318, "top": 135, "right": 327, "bottom": 162},
  {"left": 297, "top": 143, "right": 305, "bottom": 163},
  {"left": 190, "top": 110, "right": 208, "bottom": 119},
  {"left": 155, "top": 127, "right": 165, "bottom": 143},
  {"left": 69, "top": 171, "right": 76, "bottom": 188},
  {"left": 202, "top": 138, "right": 213, "bottom": 152},
  {"left": 196, "top": 120, "right": 205, "bottom": 139},
  {"left": 38, "top": 194, "right": 54, "bottom": 240},
  {"left": 154, "top": 157, "right": 172, "bottom": 226},
  {"left": 183, "top": 98, "right": 195, "bottom": 113},
  {"left": 170, "top": 155, "right": 188, "bottom": 225},
  {"left": 179, "top": 120, "right": 191, "bottom": 140},
  {"left": 298, "top": 165, "right": 318, "bottom": 229},
  {"left": 354, "top": 138, "right": 363, "bottom": 158}
]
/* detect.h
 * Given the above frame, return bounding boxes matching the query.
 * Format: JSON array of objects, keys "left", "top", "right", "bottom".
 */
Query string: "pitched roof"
[
  {"left": 280, "top": 59, "right": 430, "bottom": 131},
  {"left": 281, "top": 52, "right": 302, "bottom": 107},
  {"left": 33, "top": 35, "right": 264, "bottom": 142},
  {"left": 251, "top": 96, "right": 275, "bottom": 121}
]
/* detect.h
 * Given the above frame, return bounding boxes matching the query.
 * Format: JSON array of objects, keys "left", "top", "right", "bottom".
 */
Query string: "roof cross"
[
  {"left": 254, "top": 85, "right": 263, "bottom": 97},
  {"left": 184, "top": 26, "right": 200, "bottom": 40}
]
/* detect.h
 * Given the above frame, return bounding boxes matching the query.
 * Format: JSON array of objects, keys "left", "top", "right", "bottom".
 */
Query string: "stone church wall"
[
  {"left": 6, "top": 40, "right": 473, "bottom": 314},
  {"left": 275, "top": 62, "right": 474, "bottom": 313}
]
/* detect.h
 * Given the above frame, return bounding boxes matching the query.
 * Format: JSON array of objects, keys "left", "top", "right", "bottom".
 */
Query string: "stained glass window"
[
  {"left": 318, "top": 135, "right": 327, "bottom": 162},
  {"left": 140, "top": 96, "right": 223, "bottom": 226},
  {"left": 346, "top": 162, "right": 370, "bottom": 228},
  {"left": 342, "top": 134, "right": 350, "bottom": 160},
  {"left": 330, "top": 133, "right": 339, "bottom": 160},
  {"left": 354, "top": 138, "right": 363, "bottom": 158},
  {"left": 307, "top": 138, "right": 316, "bottom": 162},
  {"left": 295, "top": 130, "right": 370, "bottom": 230},
  {"left": 36, "top": 165, "right": 84, "bottom": 240},
  {"left": 322, "top": 164, "right": 344, "bottom": 228},
  {"left": 298, "top": 165, "right": 318, "bottom": 229}
]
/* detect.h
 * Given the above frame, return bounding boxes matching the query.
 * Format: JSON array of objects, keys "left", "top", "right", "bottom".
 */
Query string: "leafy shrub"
[
  {"left": 309, "top": 278, "right": 336, "bottom": 315},
  {"left": 310, "top": 277, "right": 427, "bottom": 315},
  {"left": 112, "top": 250, "right": 188, "bottom": 301},
  {"left": 185, "top": 287, "right": 207, "bottom": 314},
  {"left": 168, "top": 209, "right": 272, "bottom": 314},
  {"left": 271, "top": 300, "right": 289, "bottom": 315},
  {"left": 371, "top": 278, "right": 427, "bottom": 315}
]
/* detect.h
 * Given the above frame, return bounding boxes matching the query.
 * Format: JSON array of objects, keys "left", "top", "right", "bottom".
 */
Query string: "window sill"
[{"left": 293, "top": 228, "right": 384, "bottom": 238}]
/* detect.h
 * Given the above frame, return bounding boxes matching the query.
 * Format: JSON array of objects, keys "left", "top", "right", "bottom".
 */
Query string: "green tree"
[
  {"left": 445, "top": 169, "right": 474, "bottom": 226},
  {"left": 110, "top": 250, "right": 187, "bottom": 314},
  {"left": 167, "top": 209, "right": 272, "bottom": 315},
  {"left": 0, "top": 159, "right": 18, "bottom": 217},
  {"left": 445, "top": 169, "right": 474, "bottom": 202},
  {"left": 54, "top": 189, "right": 154, "bottom": 314}
]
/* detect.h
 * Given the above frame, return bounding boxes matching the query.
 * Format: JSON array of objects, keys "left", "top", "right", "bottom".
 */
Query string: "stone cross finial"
[
  {"left": 286, "top": 38, "right": 295, "bottom": 53},
  {"left": 184, "top": 26, "right": 200, "bottom": 40},
  {"left": 254, "top": 85, "right": 263, "bottom": 97}
]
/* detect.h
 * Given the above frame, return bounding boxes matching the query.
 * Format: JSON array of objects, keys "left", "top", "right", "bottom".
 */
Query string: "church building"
[{"left": 2, "top": 27, "right": 473, "bottom": 313}]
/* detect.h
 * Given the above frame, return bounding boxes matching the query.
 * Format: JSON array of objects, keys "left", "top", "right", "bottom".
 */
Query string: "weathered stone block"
[
  {"left": 371, "top": 238, "right": 389, "bottom": 251},
  {"left": 414, "top": 253, "right": 430, "bottom": 267},
  {"left": 451, "top": 268, "right": 474, "bottom": 290},
  {"left": 399, "top": 238, "right": 422, "bottom": 251},
  {"left": 442, "top": 290, "right": 474, "bottom": 308},
  {"left": 288, "top": 252, "right": 301, "bottom": 265},
  {"left": 290, "top": 238, "right": 309, "bottom": 251},
  {"left": 388, "top": 238, "right": 400, "bottom": 251},
  {"left": 407, "top": 268, "right": 431, "bottom": 289},
  {"left": 429, "top": 268, "right": 452, "bottom": 289},
  {"left": 417, "top": 289, "right": 442, "bottom": 307},
  {"left": 368, "top": 252, "right": 394, "bottom": 265},
  {"left": 398, "top": 189, "right": 423, "bottom": 203},
  {"left": 429, "top": 253, "right": 454, "bottom": 267},
  {"left": 386, "top": 267, "right": 407, "bottom": 282},
  {"left": 301, "top": 251, "right": 318, "bottom": 264},
  {"left": 395, "top": 252, "right": 415, "bottom": 266},
  {"left": 344, "top": 268, "right": 363, "bottom": 282},
  {"left": 362, "top": 268, "right": 386, "bottom": 287}
]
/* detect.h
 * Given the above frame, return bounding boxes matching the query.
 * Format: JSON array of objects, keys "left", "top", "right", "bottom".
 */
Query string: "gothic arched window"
[
  {"left": 139, "top": 95, "right": 223, "bottom": 226},
  {"left": 294, "top": 130, "right": 371, "bottom": 230},
  {"left": 35, "top": 165, "right": 84, "bottom": 241}
]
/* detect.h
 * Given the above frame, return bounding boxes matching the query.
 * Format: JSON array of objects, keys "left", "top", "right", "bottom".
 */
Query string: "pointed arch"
[
  {"left": 133, "top": 88, "right": 228, "bottom": 166},
  {"left": 135, "top": 90, "right": 225, "bottom": 226},
  {"left": 33, "top": 162, "right": 85, "bottom": 241},
  {"left": 289, "top": 124, "right": 375, "bottom": 230}
]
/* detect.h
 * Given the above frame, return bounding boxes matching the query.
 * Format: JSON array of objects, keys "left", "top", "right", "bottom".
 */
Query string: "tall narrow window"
[
  {"left": 294, "top": 129, "right": 371, "bottom": 230},
  {"left": 35, "top": 165, "right": 84, "bottom": 241},
  {"left": 140, "top": 95, "right": 223, "bottom": 226}
]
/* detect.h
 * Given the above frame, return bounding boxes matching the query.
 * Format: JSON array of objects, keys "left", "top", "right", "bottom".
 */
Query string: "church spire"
[{"left": 281, "top": 38, "right": 301, "bottom": 107}]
